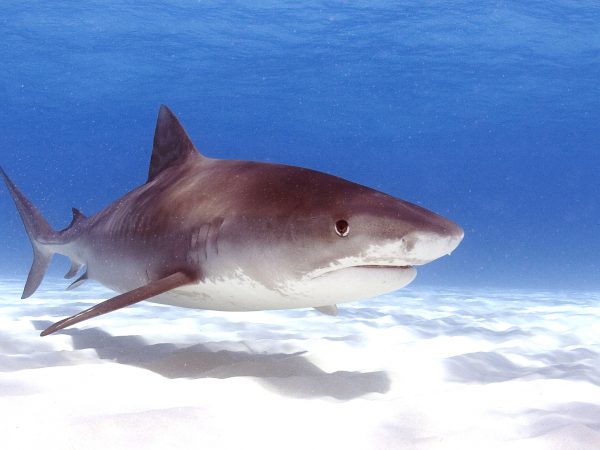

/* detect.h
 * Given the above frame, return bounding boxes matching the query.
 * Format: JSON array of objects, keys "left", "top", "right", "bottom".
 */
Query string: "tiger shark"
[{"left": 2, "top": 105, "right": 463, "bottom": 336}]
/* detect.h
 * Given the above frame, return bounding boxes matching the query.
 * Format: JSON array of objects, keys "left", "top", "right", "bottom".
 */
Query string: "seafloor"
[{"left": 1, "top": 278, "right": 600, "bottom": 449}]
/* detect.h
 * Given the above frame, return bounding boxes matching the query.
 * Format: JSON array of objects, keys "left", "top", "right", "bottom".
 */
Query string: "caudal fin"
[{"left": 1, "top": 167, "right": 56, "bottom": 298}]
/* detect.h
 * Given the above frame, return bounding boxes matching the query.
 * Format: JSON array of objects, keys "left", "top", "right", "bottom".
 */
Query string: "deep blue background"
[{"left": 1, "top": 1, "right": 599, "bottom": 289}]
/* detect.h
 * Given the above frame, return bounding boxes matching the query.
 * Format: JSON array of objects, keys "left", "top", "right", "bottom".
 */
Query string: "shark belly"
[{"left": 147, "top": 266, "right": 418, "bottom": 311}]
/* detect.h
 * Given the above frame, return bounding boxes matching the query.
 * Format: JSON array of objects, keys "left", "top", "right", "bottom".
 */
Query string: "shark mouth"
[
  {"left": 308, "top": 263, "right": 415, "bottom": 280},
  {"left": 303, "top": 264, "right": 418, "bottom": 300}
]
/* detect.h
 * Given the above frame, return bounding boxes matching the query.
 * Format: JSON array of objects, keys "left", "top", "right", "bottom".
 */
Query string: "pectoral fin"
[
  {"left": 41, "top": 271, "right": 196, "bottom": 336},
  {"left": 64, "top": 261, "right": 84, "bottom": 279},
  {"left": 67, "top": 271, "right": 88, "bottom": 290},
  {"left": 315, "top": 305, "right": 338, "bottom": 316}
]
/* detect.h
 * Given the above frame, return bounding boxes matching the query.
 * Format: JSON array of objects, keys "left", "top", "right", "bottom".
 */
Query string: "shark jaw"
[
  {"left": 301, "top": 265, "right": 418, "bottom": 304},
  {"left": 305, "top": 230, "right": 464, "bottom": 282}
]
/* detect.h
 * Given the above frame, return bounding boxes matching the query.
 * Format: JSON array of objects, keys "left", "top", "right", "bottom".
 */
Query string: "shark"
[{"left": 2, "top": 105, "right": 464, "bottom": 337}]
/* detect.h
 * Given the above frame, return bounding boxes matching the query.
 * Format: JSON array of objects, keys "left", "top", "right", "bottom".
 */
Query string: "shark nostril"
[{"left": 401, "top": 236, "right": 415, "bottom": 252}]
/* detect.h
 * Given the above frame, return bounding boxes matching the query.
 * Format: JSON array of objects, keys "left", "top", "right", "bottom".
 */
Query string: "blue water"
[{"left": 1, "top": 1, "right": 598, "bottom": 289}]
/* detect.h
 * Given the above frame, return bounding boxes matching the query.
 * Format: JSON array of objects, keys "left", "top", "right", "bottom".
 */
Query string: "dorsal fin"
[
  {"left": 60, "top": 207, "right": 87, "bottom": 233},
  {"left": 147, "top": 105, "right": 199, "bottom": 182},
  {"left": 70, "top": 208, "right": 86, "bottom": 227}
]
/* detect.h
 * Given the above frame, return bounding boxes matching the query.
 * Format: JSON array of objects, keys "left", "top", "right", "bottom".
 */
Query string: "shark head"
[{"left": 192, "top": 158, "right": 464, "bottom": 307}]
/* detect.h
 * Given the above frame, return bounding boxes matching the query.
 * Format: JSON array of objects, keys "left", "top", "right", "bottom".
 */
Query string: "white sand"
[{"left": 1, "top": 278, "right": 600, "bottom": 450}]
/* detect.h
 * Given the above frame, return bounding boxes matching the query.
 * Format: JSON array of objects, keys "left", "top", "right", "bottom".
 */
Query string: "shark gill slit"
[
  {"left": 203, "top": 223, "right": 210, "bottom": 261},
  {"left": 210, "top": 218, "right": 224, "bottom": 257}
]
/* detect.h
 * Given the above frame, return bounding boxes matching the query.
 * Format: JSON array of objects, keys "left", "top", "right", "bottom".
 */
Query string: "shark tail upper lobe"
[{"left": 1, "top": 166, "right": 57, "bottom": 298}]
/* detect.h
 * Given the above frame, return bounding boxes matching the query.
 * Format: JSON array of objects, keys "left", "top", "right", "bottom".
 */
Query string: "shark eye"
[{"left": 334, "top": 219, "right": 349, "bottom": 237}]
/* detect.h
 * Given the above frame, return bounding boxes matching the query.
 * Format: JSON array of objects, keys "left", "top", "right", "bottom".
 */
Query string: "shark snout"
[
  {"left": 358, "top": 226, "right": 462, "bottom": 268},
  {"left": 401, "top": 218, "right": 464, "bottom": 265},
  {"left": 354, "top": 205, "right": 464, "bottom": 267}
]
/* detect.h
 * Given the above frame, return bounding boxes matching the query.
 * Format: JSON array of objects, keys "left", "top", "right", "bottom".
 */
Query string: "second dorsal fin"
[
  {"left": 147, "top": 105, "right": 200, "bottom": 182},
  {"left": 60, "top": 207, "right": 87, "bottom": 234},
  {"left": 70, "top": 207, "right": 86, "bottom": 227}
]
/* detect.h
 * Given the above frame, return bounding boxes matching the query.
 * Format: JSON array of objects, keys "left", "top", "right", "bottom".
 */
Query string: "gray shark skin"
[{"left": 2, "top": 105, "right": 464, "bottom": 336}]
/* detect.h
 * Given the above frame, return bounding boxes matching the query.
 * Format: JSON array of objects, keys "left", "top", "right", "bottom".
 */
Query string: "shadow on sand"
[
  {"left": 32, "top": 320, "right": 390, "bottom": 400},
  {"left": 444, "top": 349, "right": 600, "bottom": 386}
]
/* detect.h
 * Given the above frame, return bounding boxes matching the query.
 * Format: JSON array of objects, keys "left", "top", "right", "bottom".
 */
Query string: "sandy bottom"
[{"left": 1, "top": 278, "right": 600, "bottom": 449}]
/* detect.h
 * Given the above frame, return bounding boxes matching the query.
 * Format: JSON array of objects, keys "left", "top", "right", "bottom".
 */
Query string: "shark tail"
[{"left": 1, "top": 167, "right": 58, "bottom": 299}]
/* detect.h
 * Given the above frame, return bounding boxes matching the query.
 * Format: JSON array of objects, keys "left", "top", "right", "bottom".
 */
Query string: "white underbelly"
[{"left": 146, "top": 267, "right": 417, "bottom": 311}]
